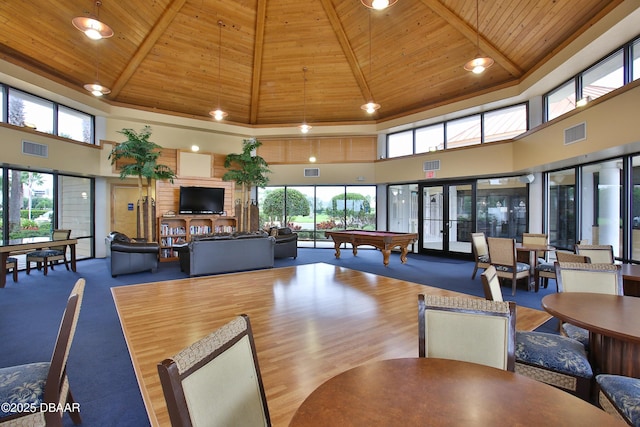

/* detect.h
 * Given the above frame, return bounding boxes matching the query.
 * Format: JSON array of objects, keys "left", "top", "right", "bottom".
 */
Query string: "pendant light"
[
  {"left": 209, "top": 20, "right": 228, "bottom": 120},
  {"left": 360, "top": 0, "right": 398, "bottom": 10},
  {"left": 361, "top": 10, "right": 380, "bottom": 114},
  {"left": 464, "top": 0, "right": 494, "bottom": 74},
  {"left": 84, "top": 45, "right": 110, "bottom": 96},
  {"left": 72, "top": 1, "right": 114, "bottom": 40},
  {"left": 299, "top": 67, "right": 312, "bottom": 134}
]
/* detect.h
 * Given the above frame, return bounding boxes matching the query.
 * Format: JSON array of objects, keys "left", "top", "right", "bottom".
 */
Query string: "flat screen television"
[{"left": 179, "top": 186, "right": 225, "bottom": 214}]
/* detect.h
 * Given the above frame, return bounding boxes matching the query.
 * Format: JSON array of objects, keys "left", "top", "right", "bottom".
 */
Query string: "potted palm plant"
[
  {"left": 223, "top": 138, "right": 271, "bottom": 232},
  {"left": 109, "top": 126, "right": 176, "bottom": 240}
]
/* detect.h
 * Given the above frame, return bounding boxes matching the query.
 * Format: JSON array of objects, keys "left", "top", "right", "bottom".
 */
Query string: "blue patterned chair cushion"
[
  {"left": 597, "top": 374, "right": 640, "bottom": 426},
  {"left": 478, "top": 254, "right": 489, "bottom": 263},
  {"left": 562, "top": 323, "right": 590, "bottom": 348},
  {"left": 0, "top": 362, "right": 49, "bottom": 417},
  {"left": 6, "top": 257, "right": 17, "bottom": 264},
  {"left": 535, "top": 261, "right": 555, "bottom": 272},
  {"left": 515, "top": 331, "right": 592, "bottom": 378},
  {"left": 27, "top": 249, "right": 64, "bottom": 258},
  {"left": 495, "top": 262, "right": 530, "bottom": 273}
]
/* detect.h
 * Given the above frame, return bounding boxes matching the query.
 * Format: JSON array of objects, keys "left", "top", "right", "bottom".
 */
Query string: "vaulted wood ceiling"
[{"left": 0, "top": 0, "right": 622, "bottom": 127}]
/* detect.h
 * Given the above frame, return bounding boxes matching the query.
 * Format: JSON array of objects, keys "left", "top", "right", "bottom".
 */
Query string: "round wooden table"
[
  {"left": 542, "top": 292, "right": 640, "bottom": 378},
  {"left": 288, "top": 358, "right": 622, "bottom": 426}
]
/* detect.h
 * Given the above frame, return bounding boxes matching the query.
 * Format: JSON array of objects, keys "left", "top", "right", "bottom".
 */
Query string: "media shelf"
[{"left": 157, "top": 215, "right": 237, "bottom": 262}]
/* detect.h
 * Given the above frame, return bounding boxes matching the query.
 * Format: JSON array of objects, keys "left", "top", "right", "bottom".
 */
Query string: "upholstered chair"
[
  {"left": 418, "top": 294, "right": 516, "bottom": 371},
  {"left": 596, "top": 374, "right": 640, "bottom": 426},
  {"left": 487, "top": 237, "right": 530, "bottom": 296},
  {"left": 471, "top": 232, "right": 490, "bottom": 279},
  {"left": 157, "top": 314, "right": 271, "bottom": 427},
  {"left": 575, "top": 244, "right": 615, "bottom": 264},
  {"left": 26, "top": 229, "right": 71, "bottom": 275},
  {"left": 5, "top": 257, "right": 18, "bottom": 282},
  {"left": 480, "top": 265, "right": 503, "bottom": 302}
]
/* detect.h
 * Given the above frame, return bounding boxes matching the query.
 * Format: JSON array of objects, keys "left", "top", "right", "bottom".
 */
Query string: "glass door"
[{"left": 420, "top": 182, "right": 474, "bottom": 256}]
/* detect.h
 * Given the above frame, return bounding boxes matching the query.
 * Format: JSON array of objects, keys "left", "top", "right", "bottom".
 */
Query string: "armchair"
[
  {"left": 106, "top": 232, "right": 159, "bottom": 277},
  {"left": 270, "top": 227, "right": 298, "bottom": 259}
]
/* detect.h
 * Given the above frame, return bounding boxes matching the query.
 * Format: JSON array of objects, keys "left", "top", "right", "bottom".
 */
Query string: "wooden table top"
[
  {"left": 542, "top": 292, "right": 640, "bottom": 343},
  {"left": 289, "top": 358, "right": 622, "bottom": 427},
  {"left": 111, "top": 263, "right": 551, "bottom": 426}
]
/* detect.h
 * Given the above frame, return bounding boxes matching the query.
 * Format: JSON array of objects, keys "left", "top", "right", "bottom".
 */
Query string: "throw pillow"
[{"left": 270, "top": 227, "right": 279, "bottom": 237}]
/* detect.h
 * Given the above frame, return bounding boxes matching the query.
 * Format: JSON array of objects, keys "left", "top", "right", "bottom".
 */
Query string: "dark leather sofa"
[
  {"left": 270, "top": 227, "right": 298, "bottom": 259},
  {"left": 106, "top": 232, "right": 159, "bottom": 277}
]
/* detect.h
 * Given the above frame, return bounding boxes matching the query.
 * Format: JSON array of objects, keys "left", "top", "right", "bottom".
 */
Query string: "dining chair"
[
  {"left": 418, "top": 294, "right": 516, "bottom": 371},
  {"left": 487, "top": 237, "right": 530, "bottom": 296},
  {"left": 554, "top": 262, "right": 623, "bottom": 347},
  {"left": 5, "top": 256, "right": 18, "bottom": 282},
  {"left": 480, "top": 265, "right": 503, "bottom": 302},
  {"left": 575, "top": 244, "right": 615, "bottom": 264},
  {"left": 26, "top": 229, "right": 72, "bottom": 276},
  {"left": 595, "top": 374, "right": 640, "bottom": 426},
  {"left": 471, "top": 232, "right": 490, "bottom": 279},
  {"left": 157, "top": 314, "right": 271, "bottom": 427},
  {"left": 541, "top": 251, "right": 591, "bottom": 292},
  {"left": 0, "top": 278, "right": 85, "bottom": 426},
  {"left": 522, "top": 233, "right": 551, "bottom": 290}
]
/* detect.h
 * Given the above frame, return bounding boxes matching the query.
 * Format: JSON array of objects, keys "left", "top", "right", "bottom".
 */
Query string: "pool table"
[{"left": 325, "top": 230, "right": 418, "bottom": 266}]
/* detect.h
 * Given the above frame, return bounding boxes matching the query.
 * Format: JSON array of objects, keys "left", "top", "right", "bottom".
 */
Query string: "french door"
[{"left": 420, "top": 182, "right": 475, "bottom": 256}]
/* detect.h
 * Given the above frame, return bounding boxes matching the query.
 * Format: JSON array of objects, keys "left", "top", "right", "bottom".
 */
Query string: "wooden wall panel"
[
  {"left": 156, "top": 178, "right": 235, "bottom": 218},
  {"left": 258, "top": 136, "right": 376, "bottom": 164}
]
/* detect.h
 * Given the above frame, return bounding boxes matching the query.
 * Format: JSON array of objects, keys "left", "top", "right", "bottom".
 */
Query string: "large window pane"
[
  {"left": 58, "top": 106, "right": 93, "bottom": 144},
  {"left": 7, "top": 171, "right": 54, "bottom": 240},
  {"left": 8, "top": 89, "right": 54, "bottom": 133},
  {"left": 0, "top": 86, "right": 4, "bottom": 122},
  {"left": 446, "top": 115, "right": 480, "bottom": 149},
  {"left": 632, "top": 156, "right": 640, "bottom": 261},
  {"left": 581, "top": 161, "right": 622, "bottom": 258},
  {"left": 258, "top": 186, "right": 285, "bottom": 230},
  {"left": 284, "top": 186, "right": 314, "bottom": 244},
  {"left": 476, "top": 177, "right": 527, "bottom": 239},
  {"left": 483, "top": 104, "right": 527, "bottom": 143},
  {"left": 59, "top": 175, "right": 93, "bottom": 260},
  {"left": 415, "top": 124, "right": 444, "bottom": 153},
  {"left": 633, "top": 38, "right": 640, "bottom": 82},
  {"left": 546, "top": 80, "right": 575, "bottom": 121},
  {"left": 582, "top": 50, "right": 624, "bottom": 102},
  {"left": 387, "top": 130, "right": 413, "bottom": 158},
  {"left": 548, "top": 169, "right": 576, "bottom": 250},
  {"left": 389, "top": 184, "right": 418, "bottom": 234}
]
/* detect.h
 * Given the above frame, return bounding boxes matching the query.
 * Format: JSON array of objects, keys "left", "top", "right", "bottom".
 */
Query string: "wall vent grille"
[
  {"left": 564, "top": 122, "right": 586, "bottom": 145},
  {"left": 304, "top": 168, "right": 320, "bottom": 177},
  {"left": 423, "top": 160, "right": 441, "bottom": 171},
  {"left": 22, "top": 140, "right": 48, "bottom": 158}
]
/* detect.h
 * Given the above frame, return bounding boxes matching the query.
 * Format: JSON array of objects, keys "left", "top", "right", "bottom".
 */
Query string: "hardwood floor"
[{"left": 112, "top": 262, "right": 551, "bottom": 426}]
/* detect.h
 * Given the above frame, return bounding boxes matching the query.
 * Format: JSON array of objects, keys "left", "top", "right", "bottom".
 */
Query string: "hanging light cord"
[
  {"left": 217, "top": 20, "right": 224, "bottom": 109},
  {"left": 302, "top": 67, "right": 308, "bottom": 122},
  {"left": 475, "top": 0, "right": 480, "bottom": 54},
  {"left": 368, "top": 11, "right": 373, "bottom": 100}
]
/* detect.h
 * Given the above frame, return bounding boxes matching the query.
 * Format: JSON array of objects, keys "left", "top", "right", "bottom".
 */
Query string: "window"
[
  {"left": 58, "top": 106, "right": 93, "bottom": 143},
  {"left": 0, "top": 86, "right": 4, "bottom": 123},
  {"left": 546, "top": 80, "right": 575, "bottom": 121},
  {"left": 633, "top": 38, "right": 640, "bottom": 81},
  {"left": 476, "top": 177, "right": 527, "bottom": 240},
  {"left": 483, "top": 104, "right": 527, "bottom": 143},
  {"left": 547, "top": 169, "right": 576, "bottom": 250},
  {"left": 582, "top": 51, "right": 624, "bottom": 102},
  {"left": 8, "top": 89, "right": 54, "bottom": 133},
  {"left": 387, "top": 130, "right": 413, "bottom": 158},
  {"left": 446, "top": 115, "right": 480, "bottom": 149},
  {"left": 415, "top": 124, "right": 444, "bottom": 153}
]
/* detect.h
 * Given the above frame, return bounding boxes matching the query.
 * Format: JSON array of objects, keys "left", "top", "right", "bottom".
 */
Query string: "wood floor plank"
[{"left": 111, "top": 262, "right": 551, "bottom": 426}]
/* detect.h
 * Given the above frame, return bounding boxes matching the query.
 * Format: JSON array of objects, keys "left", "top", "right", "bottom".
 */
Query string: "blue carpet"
[{"left": 0, "top": 249, "right": 558, "bottom": 426}]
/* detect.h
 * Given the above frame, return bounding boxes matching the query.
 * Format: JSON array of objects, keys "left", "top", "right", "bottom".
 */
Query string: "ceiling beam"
[
  {"left": 249, "top": 0, "right": 268, "bottom": 124},
  {"left": 319, "top": 0, "right": 373, "bottom": 102},
  {"left": 420, "top": 0, "right": 522, "bottom": 77},
  {"left": 110, "top": 0, "right": 187, "bottom": 97}
]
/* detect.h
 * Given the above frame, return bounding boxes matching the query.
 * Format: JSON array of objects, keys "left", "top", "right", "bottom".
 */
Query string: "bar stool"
[{"left": 6, "top": 256, "right": 18, "bottom": 282}]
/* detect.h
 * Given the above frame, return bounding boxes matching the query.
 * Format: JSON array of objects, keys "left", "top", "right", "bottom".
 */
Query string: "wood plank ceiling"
[{"left": 0, "top": 0, "right": 622, "bottom": 127}]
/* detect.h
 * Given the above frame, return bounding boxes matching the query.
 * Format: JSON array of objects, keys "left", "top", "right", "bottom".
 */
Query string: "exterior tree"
[
  {"left": 108, "top": 126, "right": 176, "bottom": 240},
  {"left": 325, "top": 193, "right": 373, "bottom": 228},
  {"left": 261, "top": 188, "right": 310, "bottom": 227},
  {"left": 222, "top": 139, "right": 271, "bottom": 232}
]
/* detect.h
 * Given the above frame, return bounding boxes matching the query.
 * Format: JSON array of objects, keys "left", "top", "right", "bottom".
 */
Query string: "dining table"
[
  {"left": 542, "top": 292, "right": 640, "bottom": 378},
  {"left": 0, "top": 237, "right": 78, "bottom": 288},
  {"left": 515, "top": 242, "right": 555, "bottom": 291},
  {"left": 288, "top": 358, "right": 623, "bottom": 426}
]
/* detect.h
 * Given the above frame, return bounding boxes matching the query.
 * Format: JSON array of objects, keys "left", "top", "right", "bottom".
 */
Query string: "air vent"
[
  {"left": 304, "top": 168, "right": 320, "bottom": 177},
  {"left": 423, "top": 160, "right": 441, "bottom": 171},
  {"left": 564, "top": 122, "right": 586, "bottom": 145},
  {"left": 22, "top": 140, "right": 49, "bottom": 158}
]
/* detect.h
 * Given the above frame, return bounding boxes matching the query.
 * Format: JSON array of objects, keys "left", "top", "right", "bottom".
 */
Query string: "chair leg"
[
  {"left": 66, "top": 388, "right": 82, "bottom": 425},
  {"left": 471, "top": 265, "right": 478, "bottom": 279},
  {"left": 26, "top": 260, "right": 31, "bottom": 275},
  {"left": 43, "top": 258, "right": 49, "bottom": 276},
  {"left": 63, "top": 256, "right": 70, "bottom": 271},
  {"left": 12, "top": 266, "right": 17, "bottom": 282},
  {"left": 512, "top": 277, "right": 517, "bottom": 296}
]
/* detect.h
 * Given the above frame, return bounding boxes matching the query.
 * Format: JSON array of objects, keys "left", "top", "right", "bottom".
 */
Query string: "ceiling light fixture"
[
  {"left": 361, "top": 10, "right": 380, "bottom": 114},
  {"left": 360, "top": 0, "right": 398, "bottom": 10},
  {"left": 464, "top": 0, "right": 494, "bottom": 74},
  {"left": 72, "top": 1, "right": 114, "bottom": 40},
  {"left": 209, "top": 20, "right": 228, "bottom": 121},
  {"left": 84, "top": 45, "right": 111, "bottom": 96},
  {"left": 299, "top": 67, "right": 312, "bottom": 134}
]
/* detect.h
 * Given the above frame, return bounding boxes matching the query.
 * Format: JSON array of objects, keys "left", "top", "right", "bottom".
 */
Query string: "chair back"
[
  {"left": 555, "top": 262, "right": 623, "bottom": 295},
  {"left": 418, "top": 295, "right": 516, "bottom": 371},
  {"left": 487, "top": 237, "right": 517, "bottom": 267},
  {"left": 555, "top": 251, "right": 590, "bottom": 264},
  {"left": 575, "top": 244, "right": 614, "bottom": 264},
  {"left": 481, "top": 265, "right": 503, "bottom": 301},
  {"left": 43, "top": 278, "right": 85, "bottom": 424},
  {"left": 158, "top": 315, "right": 271, "bottom": 427},
  {"left": 522, "top": 233, "right": 548, "bottom": 260},
  {"left": 471, "top": 232, "right": 489, "bottom": 261},
  {"left": 50, "top": 229, "right": 72, "bottom": 253}
]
